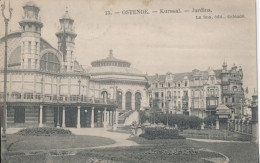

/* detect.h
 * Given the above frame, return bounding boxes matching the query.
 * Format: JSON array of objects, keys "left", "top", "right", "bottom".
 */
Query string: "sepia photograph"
[{"left": 0, "top": 0, "right": 258, "bottom": 162}]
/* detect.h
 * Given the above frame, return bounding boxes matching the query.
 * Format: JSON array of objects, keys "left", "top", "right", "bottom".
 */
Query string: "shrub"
[
  {"left": 204, "top": 116, "right": 216, "bottom": 128},
  {"left": 15, "top": 127, "right": 73, "bottom": 136},
  {"left": 188, "top": 116, "right": 203, "bottom": 129},
  {"left": 139, "top": 127, "right": 185, "bottom": 140}
]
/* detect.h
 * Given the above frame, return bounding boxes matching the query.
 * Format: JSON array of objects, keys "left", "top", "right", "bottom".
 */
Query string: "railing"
[
  {"left": 2, "top": 96, "right": 117, "bottom": 105},
  {"left": 222, "top": 90, "right": 244, "bottom": 95}
]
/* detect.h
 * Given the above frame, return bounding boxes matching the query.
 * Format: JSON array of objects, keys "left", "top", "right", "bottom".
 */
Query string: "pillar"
[
  {"left": 91, "top": 107, "right": 94, "bottom": 128},
  {"left": 77, "top": 106, "right": 81, "bottom": 129},
  {"left": 109, "top": 111, "right": 112, "bottom": 125},
  {"left": 122, "top": 93, "right": 126, "bottom": 110},
  {"left": 39, "top": 105, "right": 43, "bottom": 127},
  {"left": 62, "top": 106, "right": 66, "bottom": 127},
  {"left": 234, "top": 119, "right": 237, "bottom": 131},
  {"left": 104, "top": 108, "right": 107, "bottom": 128},
  {"left": 216, "top": 118, "right": 219, "bottom": 130}
]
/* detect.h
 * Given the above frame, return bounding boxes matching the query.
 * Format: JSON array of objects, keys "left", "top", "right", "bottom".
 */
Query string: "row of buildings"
[
  {"left": 0, "top": 2, "right": 248, "bottom": 129},
  {"left": 147, "top": 62, "right": 245, "bottom": 119}
]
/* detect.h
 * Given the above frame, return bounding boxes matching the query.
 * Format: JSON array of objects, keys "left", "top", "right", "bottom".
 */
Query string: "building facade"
[
  {"left": 0, "top": 2, "right": 149, "bottom": 129},
  {"left": 148, "top": 63, "right": 245, "bottom": 119}
]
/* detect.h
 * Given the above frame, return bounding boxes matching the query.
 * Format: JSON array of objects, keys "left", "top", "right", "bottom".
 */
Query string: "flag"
[{"left": 60, "top": 28, "right": 67, "bottom": 62}]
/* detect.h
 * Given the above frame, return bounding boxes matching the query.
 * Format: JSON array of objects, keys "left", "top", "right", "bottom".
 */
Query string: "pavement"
[
  {"left": 68, "top": 128, "right": 139, "bottom": 149},
  {"left": 186, "top": 138, "right": 250, "bottom": 143},
  {"left": 4, "top": 127, "right": 139, "bottom": 150}
]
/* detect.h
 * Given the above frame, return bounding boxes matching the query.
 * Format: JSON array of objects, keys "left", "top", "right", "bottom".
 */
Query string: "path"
[{"left": 68, "top": 128, "right": 139, "bottom": 149}]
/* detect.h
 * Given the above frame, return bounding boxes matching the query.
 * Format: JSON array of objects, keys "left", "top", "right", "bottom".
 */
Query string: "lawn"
[
  {"left": 181, "top": 129, "right": 251, "bottom": 141},
  {"left": 6, "top": 134, "right": 116, "bottom": 151},
  {"left": 189, "top": 140, "right": 259, "bottom": 163},
  {"left": 4, "top": 136, "right": 226, "bottom": 163}
]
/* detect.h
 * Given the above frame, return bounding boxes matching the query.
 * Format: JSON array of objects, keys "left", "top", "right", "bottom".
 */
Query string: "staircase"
[{"left": 118, "top": 110, "right": 139, "bottom": 126}]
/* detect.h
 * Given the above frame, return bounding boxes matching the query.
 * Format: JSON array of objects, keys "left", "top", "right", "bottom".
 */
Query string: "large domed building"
[{"left": 0, "top": 2, "right": 149, "bottom": 129}]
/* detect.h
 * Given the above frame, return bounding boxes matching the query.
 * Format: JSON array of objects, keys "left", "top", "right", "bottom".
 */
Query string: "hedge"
[
  {"left": 139, "top": 127, "right": 185, "bottom": 140},
  {"left": 15, "top": 127, "right": 73, "bottom": 136},
  {"left": 139, "top": 111, "right": 203, "bottom": 130}
]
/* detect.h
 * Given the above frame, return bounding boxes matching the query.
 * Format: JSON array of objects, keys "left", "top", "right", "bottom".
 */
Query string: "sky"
[{"left": 0, "top": 0, "right": 257, "bottom": 97}]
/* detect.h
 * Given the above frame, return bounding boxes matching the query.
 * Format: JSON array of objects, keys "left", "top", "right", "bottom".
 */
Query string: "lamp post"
[{"left": 1, "top": 0, "right": 13, "bottom": 155}]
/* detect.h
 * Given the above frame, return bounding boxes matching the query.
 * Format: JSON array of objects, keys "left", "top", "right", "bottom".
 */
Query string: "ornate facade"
[
  {"left": 148, "top": 63, "right": 245, "bottom": 119},
  {"left": 0, "top": 2, "right": 149, "bottom": 128}
]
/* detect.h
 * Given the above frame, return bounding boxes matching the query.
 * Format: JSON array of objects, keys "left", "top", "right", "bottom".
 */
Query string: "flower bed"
[
  {"left": 139, "top": 127, "right": 185, "bottom": 140},
  {"left": 15, "top": 127, "right": 72, "bottom": 136}
]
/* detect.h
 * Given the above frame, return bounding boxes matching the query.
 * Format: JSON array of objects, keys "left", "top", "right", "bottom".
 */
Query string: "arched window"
[
  {"left": 125, "top": 91, "right": 132, "bottom": 110},
  {"left": 40, "top": 53, "right": 60, "bottom": 72},
  {"left": 135, "top": 92, "right": 142, "bottom": 110}
]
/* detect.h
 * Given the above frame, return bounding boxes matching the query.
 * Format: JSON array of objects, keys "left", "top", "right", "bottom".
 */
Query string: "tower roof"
[
  {"left": 60, "top": 7, "right": 74, "bottom": 22},
  {"left": 24, "top": 1, "right": 39, "bottom": 8}
]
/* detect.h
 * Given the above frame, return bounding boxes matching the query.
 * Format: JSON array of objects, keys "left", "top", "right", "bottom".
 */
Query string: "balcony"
[
  {"left": 2, "top": 95, "right": 117, "bottom": 106},
  {"left": 222, "top": 90, "right": 244, "bottom": 95},
  {"left": 182, "top": 96, "right": 189, "bottom": 100}
]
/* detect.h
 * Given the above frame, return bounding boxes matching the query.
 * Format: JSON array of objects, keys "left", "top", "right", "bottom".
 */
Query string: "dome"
[
  {"left": 24, "top": 1, "right": 39, "bottom": 8},
  {"left": 91, "top": 50, "right": 131, "bottom": 67},
  {"left": 209, "top": 70, "right": 215, "bottom": 76},
  {"left": 60, "top": 7, "right": 74, "bottom": 21},
  {"left": 88, "top": 66, "right": 143, "bottom": 75},
  {"left": 89, "top": 50, "right": 143, "bottom": 76}
]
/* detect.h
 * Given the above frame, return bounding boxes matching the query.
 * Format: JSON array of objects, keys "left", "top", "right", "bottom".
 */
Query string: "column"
[
  {"left": 216, "top": 118, "right": 219, "bottom": 130},
  {"left": 62, "top": 106, "right": 66, "bottom": 127},
  {"left": 91, "top": 107, "right": 94, "bottom": 128},
  {"left": 122, "top": 93, "right": 126, "bottom": 110},
  {"left": 39, "top": 105, "right": 43, "bottom": 127},
  {"left": 104, "top": 108, "right": 107, "bottom": 128},
  {"left": 109, "top": 111, "right": 112, "bottom": 125},
  {"left": 77, "top": 106, "right": 81, "bottom": 129}
]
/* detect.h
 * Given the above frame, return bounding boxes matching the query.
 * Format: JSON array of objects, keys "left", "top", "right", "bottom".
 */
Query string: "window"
[
  {"left": 24, "top": 93, "right": 33, "bottom": 99},
  {"left": 178, "top": 91, "right": 180, "bottom": 98},
  {"left": 35, "top": 94, "right": 41, "bottom": 99},
  {"left": 11, "top": 92, "right": 21, "bottom": 99},
  {"left": 178, "top": 82, "right": 180, "bottom": 88},
  {"left": 28, "top": 41, "right": 31, "bottom": 53},
  {"left": 168, "top": 82, "right": 171, "bottom": 87},
  {"left": 232, "top": 97, "right": 235, "bottom": 103},
  {"left": 185, "top": 81, "right": 187, "bottom": 87},
  {"left": 225, "top": 97, "right": 228, "bottom": 103},
  {"left": 28, "top": 59, "right": 31, "bottom": 69},
  {"left": 35, "top": 59, "right": 37, "bottom": 68},
  {"left": 155, "top": 83, "right": 158, "bottom": 88},
  {"left": 40, "top": 53, "right": 60, "bottom": 72},
  {"left": 155, "top": 92, "right": 159, "bottom": 98},
  {"left": 23, "top": 26, "right": 25, "bottom": 31},
  {"left": 161, "top": 92, "right": 164, "bottom": 98}
]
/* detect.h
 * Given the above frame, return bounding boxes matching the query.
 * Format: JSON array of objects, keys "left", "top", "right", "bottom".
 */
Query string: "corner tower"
[
  {"left": 56, "top": 7, "right": 77, "bottom": 72},
  {"left": 19, "top": 1, "right": 43, "bottom": 69}
]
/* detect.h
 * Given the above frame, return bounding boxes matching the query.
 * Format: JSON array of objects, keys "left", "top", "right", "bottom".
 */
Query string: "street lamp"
[{"left": 1, "top": 0, "right": 13, "bottom": 155}]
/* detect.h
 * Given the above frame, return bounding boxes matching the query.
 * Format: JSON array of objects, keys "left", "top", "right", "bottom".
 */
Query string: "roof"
[
  {"left": 147, "top": 69, "right": 222, "bottom": 83},
  {"left": 24, "top": 1, "right": 39, "bottom": 8},
  {"left": 91, "top": 50, "right": 131, "bottom": 67},
  {"left": 8, "top": 46, "right": 21, "bottom": 66},
  {"left": 88, "top": 66, "right": 143, "bottom": 76},
  {"left": 216, "top": 104, "right": 231, "bottom": 115},
  {"left": 60, "top": 8, "right": 74, "bottom": 21}
]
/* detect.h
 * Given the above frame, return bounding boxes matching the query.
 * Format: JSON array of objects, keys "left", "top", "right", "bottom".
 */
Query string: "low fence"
[{"left": 228, "top": 119, "right": 252, "bottom": 135}]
